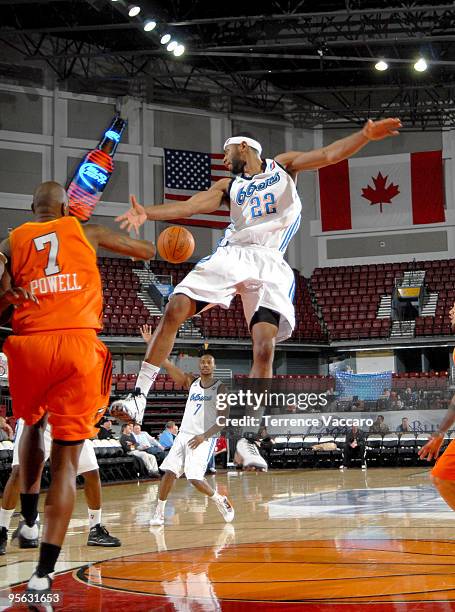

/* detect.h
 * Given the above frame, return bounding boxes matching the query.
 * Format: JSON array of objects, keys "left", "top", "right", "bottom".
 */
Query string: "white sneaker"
[
  {"left": 149, "top": 509, "right": 165, "bottom": 526},
  {"left": 339, "top": 465, "right": 345, "bottom": 471},
  {"left": 110, "top": 388, "right": 147, "bottom": 423},
  {"left": 214, "top": 495, "right": 235, "bottom": 523},
  {"left": 361, "top": 464, "right": 367, "bottom": 470},
  {"left": 26, "top": 570, "right": 55, "bottom": 604},
  {"left": 235, "top": 438, "right": 268, "bottom": 471}
]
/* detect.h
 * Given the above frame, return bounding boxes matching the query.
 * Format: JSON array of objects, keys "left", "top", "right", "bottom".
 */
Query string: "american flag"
[{"left": 164, "top": 148, "right": 231, "bottom": 229}]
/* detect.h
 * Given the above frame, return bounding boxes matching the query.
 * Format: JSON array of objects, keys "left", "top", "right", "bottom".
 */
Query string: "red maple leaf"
[{"left": 361, "top": 171, "right": 400, "bottom": 213}]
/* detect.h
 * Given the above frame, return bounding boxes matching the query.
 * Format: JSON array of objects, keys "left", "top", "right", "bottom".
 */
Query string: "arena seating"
[
  {"left": 411, "top": 259, "right": 455, "bottom": 336},
  {"left": 99, "top": 256, "right": 455, "bottom": 341},
  {"left": 261, "top": 431, "right": 450, "bottom": 469},
  {"left": 99, "top": 258, "right": 327, "bottom": 342},
  {"left": 310, "top": 263, "right": 398, "bottom": 340},
  {"left": 99, "top": 257, "right": 147, "bottom": 336}
]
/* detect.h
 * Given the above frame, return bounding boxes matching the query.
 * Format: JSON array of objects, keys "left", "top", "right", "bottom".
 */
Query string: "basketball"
[{"left": 157, "top": 226, "right": 195, "bottom": 264}]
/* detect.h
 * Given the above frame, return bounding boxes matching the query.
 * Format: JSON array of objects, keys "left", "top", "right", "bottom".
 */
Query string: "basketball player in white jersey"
[
  {"left": 149, "top": 353, "right": 234, "bottom": 526},
  {"left": 0, "top": 418, "right": 120, "bottom": 553},
  {"left": 111, "top": 118, "right": 402, "bottom": 431}
]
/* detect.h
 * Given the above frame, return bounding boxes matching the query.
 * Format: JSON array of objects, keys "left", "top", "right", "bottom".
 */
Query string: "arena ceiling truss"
[{"left": 1, "top": 0, "right": 455, "bottom": 128}]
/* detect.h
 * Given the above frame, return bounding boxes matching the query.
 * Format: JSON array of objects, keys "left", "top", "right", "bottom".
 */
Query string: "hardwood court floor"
[{"left": 1, "top": 467, "right": 455, "bottom": 610}]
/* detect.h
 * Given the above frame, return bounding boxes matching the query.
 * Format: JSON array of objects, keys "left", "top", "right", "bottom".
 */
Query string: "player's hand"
[
  {"left": 139, "top": 324, "right": 152, "bottom": 343},
  {"left": 363, "top": 118, "right": 402, "bottom": 141},
  {"left": 188, "top": 434, "right": 206, "bottom": 449},
  {"left": 115, "top": 195, "right": 148, "bottom": 236},
  {"left": 418, "top": 433, "right": 444, "bottom": 461},
  {"left": 0, "top": 287, "right": 38, "bottom": 308}
]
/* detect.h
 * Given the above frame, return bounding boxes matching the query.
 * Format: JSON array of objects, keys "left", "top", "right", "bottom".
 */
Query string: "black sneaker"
[
  {"left": 13, "top": 519, "right": 39, "bottom": 549},
  {"left": 87, "top": 524, "right": 121, "bottom": 547},
  {"left": 0, "top": 526, "right": 7, "bottom": 555}
]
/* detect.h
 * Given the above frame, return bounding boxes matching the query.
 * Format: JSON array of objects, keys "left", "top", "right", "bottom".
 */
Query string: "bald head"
[{"left": 32, "top": 181, "right": 69, "bottom": 218}]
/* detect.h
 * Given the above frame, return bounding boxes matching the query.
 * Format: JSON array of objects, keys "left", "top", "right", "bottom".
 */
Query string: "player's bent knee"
[
  {"left": 253, "top": 340, "right": 275, "bottom": 365},
  {"left": 188, "top": 478, "right": 204, "bottom": 487},
  {"left": 163, "top": 296, "right": 193, "bottom": 327}
]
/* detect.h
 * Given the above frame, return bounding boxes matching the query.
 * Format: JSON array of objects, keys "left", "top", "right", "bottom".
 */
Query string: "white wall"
[
  {"left": 0, "top": 83, "right": 452, "bottom": 277},
  {"left": 355, "top": 350, "right": 395, "bottom": 373}
]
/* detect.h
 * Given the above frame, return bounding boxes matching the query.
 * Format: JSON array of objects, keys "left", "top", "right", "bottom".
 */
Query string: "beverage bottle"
[{"left": 67, "top": 115, "right": 127, "bottom": 222}]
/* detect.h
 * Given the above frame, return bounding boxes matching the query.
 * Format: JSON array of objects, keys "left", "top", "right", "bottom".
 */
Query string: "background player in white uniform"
[
  {"left": 0, "top": 418, "right": 120, "bottom": 553},
  {"left": 149, "top": 353, "right": 234, "bottom": 526},
  {"left": 111, "top": 118, "right": 402, "bottom": 425}
]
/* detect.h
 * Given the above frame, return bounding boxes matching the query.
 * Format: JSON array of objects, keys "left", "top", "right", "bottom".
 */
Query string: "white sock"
[
  {"left": 211, "top": 492, "right": 223, "bottom": 504},
  {"left": 136, "top": 362, "right": 160, "bottom": 397},
  {"left": 0, "top": 508, "right": 14, "bottom": 530},
  {"left": 88, "top": 508, "right": 102, "bottom": 529},
  {"left": 156, "top": 499, "right": 167, "bottom": 514}
]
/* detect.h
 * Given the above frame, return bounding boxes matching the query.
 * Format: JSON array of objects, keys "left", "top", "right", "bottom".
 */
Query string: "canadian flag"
[{"left": 318, "top": 151, "right": 444, "bottom": 231}]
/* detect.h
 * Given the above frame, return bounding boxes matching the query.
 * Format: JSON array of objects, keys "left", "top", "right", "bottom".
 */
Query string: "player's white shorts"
[
  {"left": 12, "top": 419, "right": 98, "bottom": 476},
  {"left": 172, "top": 243, "right": 295, "bottom": 343},
  {"left": 160, "top": 432, "right": 217, "bottom": 481}
]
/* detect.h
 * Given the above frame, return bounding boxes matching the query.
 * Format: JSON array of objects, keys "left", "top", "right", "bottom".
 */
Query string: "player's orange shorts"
[
  {"left": 431, "top": 439, "right": 455, "bottom": 480},
  {"left": 3, "top": 330, "right": 112, "bottom": 442}
]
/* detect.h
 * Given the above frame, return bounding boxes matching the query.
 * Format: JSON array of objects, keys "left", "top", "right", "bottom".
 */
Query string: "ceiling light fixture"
[
  {"left": 143, "top": 20, "right": 156, "bottom": 32},
  {"left": 414, "top": 57, "right": 428, "bottom": 72},
  {"left": 173, "top": 44, "right": 185, "bottom": 57},
  {"left": 128, "top": 5, "right": 140, "bottom": 17},
  {"left": 374, "top": 60, "right": 388, "bottom": 71}
]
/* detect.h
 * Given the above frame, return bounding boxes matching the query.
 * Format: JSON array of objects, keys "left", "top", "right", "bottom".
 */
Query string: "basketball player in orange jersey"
[
  {"left": 419, "top": 307, "right": 455, "bottom": 515},
  {"left": 111, "top": 118, "right": 402, "bottom": 436},
  {"left": 0, "top": 181, "right": 155, "bottom": 598}
]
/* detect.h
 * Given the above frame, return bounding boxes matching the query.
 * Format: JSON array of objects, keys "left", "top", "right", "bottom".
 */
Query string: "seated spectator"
[
  {"left": 98, "top": 418, "right": 116, "bottom": 440},
  {"left": 120, "top": 423, "right": 159, "bottom": 477},
  {"left": 402, "top": 387, "right": 416, "bottom": 407},
  {"left": 159, "top": 421, "right": 178, "bottom": 451},
  {"left": 341, "top": 425, "right": 366, "bottom": 469},
  {"left": 398, "top": 417, "right": 412, "bottom": 432},
  {"left": 0, "top": 416, "right": 13, "bottom": 441},
  {"left": 369, "top": 415, "right": 390, "bottom": 435},
  {"left": 132, "top": 424, "right": 165, "bottom": 464}
]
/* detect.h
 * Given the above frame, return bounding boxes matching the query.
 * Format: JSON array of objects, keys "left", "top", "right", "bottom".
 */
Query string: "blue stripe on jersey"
[
  {"left": 278, "top": 216, "right": 300, "bottom": 252},
  {"left": 280, "top": 215, "right": 301, "bottom": 252},
  {"left": 278, "top": 215, "right": 300, "bottom": 251},
  {"left": 288, "top": 278, "right": 296, "bottom": 299}
]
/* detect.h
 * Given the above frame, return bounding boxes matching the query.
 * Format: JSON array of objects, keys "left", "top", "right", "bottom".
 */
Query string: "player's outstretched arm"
[
  {"left": 275, "top": 118, "right": 402, "bottom": 174},
  {"left": 162, "top": 358, "right": 195, "bottom": 390},
  {"left": 419, "top": 394, "right": 455, "bottom": 461},
  {"left": 83, "top": 224, "right": 155, "bottom": 260},
  {"left": 116, "top": 178, "right": 230, "bottom": 235}
]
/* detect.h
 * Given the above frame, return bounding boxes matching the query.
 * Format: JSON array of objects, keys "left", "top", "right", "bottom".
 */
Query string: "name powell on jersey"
[
  {"left": 236, "top": 172, "right": 281, "bottom": 205},
  {"left": 30, "top": 273, "right": 82, "bottom": 295}
]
